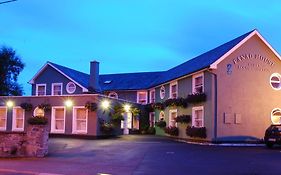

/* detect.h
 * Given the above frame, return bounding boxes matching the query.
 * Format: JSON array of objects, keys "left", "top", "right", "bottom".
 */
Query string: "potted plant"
[
  {"left": 164, "top": 126, "right": 179, "bottom": 136},
  {"left": 186, "top": 126, "right": 207, "bottom": 138},
  {"left": 186, "top": 93, "right": 207, "bottom": 103}
]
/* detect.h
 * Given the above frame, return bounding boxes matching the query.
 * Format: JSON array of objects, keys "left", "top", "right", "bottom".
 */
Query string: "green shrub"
[
  {"left": 147, "top": 127, "right": 156, "bottom": 135},
  {"left": 164, "top": 126, "right": 179, "bottom": 136},
  {"left": 27, "top": 116, "right": 48, "bottom": 125},
  {"left": 186, "top": 126, "right": 207, "bottom": 138},
  {"left": 164, "top": 98, "right": 188, "bottom": 108},
  {"left": 155, "top": 120, "right": 166, "bottom": 128}
]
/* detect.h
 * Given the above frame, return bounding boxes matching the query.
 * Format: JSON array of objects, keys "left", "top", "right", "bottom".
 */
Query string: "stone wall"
[{"left": 0, "top": 125, "right": 49, "bottom": 158}]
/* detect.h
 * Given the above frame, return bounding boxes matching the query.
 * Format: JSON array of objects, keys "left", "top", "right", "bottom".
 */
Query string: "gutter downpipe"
[{"left": 207, "top": 69, "right": 218, "bottom": 143}]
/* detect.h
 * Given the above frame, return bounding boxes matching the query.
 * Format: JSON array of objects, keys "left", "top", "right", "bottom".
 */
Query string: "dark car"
[{"left": 264, "top": 124, "right": 281, "bottom": 148}]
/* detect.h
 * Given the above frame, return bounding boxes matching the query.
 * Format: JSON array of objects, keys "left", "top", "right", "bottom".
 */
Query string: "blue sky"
[{"left": 1, "top": 0, "right": 281, "bottom": 95}]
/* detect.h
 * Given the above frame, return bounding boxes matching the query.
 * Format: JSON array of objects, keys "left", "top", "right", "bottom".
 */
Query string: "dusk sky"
[{"left": 1, "top": 0, "right": 281, "bottom": 95}]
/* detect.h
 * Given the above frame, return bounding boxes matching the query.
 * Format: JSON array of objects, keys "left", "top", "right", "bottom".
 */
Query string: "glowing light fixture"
[
  {"left": 64, "top": 100, "right": 73, "bottom": 107},
  {"left": 6, "top": 100, "right": 14, "bottom": 108},
  {"left": 101, "top": 100, "right": 110, "bottom": 109},
  {"left": 124, "top": 104, "right": 131, "bottom": 112}
]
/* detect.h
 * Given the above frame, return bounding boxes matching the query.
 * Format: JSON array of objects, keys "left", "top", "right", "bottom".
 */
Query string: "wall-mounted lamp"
[
  {"left": 64, "top": 100, "right": 73, "bottom": 107},
  {"left": 124, "top": 104, "right": 131, "bottom": 113},
  {"left": 101, "top": 100, "right": 110, "bottom": 109},
  {"left": 6, "top": 100, "right": 14, "bottom": 108}
]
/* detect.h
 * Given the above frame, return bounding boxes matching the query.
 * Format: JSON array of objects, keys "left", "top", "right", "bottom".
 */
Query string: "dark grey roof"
[{"left": 48, "top": 30, "right": 254, "bottom": 91}]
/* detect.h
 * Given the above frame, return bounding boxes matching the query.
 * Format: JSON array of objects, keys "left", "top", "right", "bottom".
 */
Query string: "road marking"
[{"left": 166, "top": 151, "right": 175, "bottom": 154}]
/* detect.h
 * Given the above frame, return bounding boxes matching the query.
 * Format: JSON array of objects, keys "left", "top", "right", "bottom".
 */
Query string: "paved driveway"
[{"left": 0, "top": 135, "right": 280, "bottom": 175}]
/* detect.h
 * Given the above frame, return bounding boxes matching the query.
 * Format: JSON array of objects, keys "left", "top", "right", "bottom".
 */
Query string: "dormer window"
[
  {"left": 108, "top": 92, "right": 118, "bottom": 99},
  {"left": 192, "top": 73, "right": 204, "bottom": 93},
  {"left": 169, "top": 81, "right": 178, "bottom": 99},
  {"left": 52, "top": 83, "right": 63, "bottom": 95},
  {"left": 36, "top": 84, "right": 46, "bottom": 96},
  {"left": 137, "top": 91, "right": 147, "bottom": 104}
]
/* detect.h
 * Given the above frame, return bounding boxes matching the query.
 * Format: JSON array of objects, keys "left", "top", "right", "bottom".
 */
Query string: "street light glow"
[
  {"left": 124, "top": 104, "right": 131, "bottom": 112},
  {"left": 101, "top": 100, "right": 110, "bottom": 109},
  {"left": 6, "top": 100, "right": 14, "bottom": 108},
  {"left": 64, "top": 100, "right": 73, "bottom": 107}
]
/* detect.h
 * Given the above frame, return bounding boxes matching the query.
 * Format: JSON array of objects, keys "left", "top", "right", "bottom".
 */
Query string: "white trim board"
[
  {"left": 210, "top": 30, "right": 281, "bottom": 69},
  {"left": 29, "top": 62, "right": 88, "bottom": 92}
]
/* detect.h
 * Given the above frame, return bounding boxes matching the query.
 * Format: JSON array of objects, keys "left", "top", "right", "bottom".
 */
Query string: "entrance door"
[{"left": 122, "top": 112, "right": 132, "bottom": 135}]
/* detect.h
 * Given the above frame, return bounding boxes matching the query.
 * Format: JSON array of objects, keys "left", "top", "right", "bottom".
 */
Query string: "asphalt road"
[{"left": 0, "top": 135, "right": 280, "bottom": 175}]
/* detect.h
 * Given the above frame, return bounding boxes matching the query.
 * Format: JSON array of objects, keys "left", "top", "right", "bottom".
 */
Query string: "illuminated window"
[
  {"left": 51, "top": 107, "right": 65, "bottom": 133},
  {"left": 160, "top": 86, "right": 165, "bottom": 99},
  {"left": 149, "top": 89, "right": 155, "bottom": 103},
  {"left": 108, "top": 92, "right": 118, "bottom": 99},
  {"left": 12, "top": 107, "right": 24, "bottom": 131},
  {"left": 159, "top": 111, "right": 165, "bottom": 120},
  {"left": 52, "top": 83, "right": 63, "bottom": 95},
  {"left": 36, "top": 84, "right": 46, "bottom": 96},
  {"left": 149, "top": 112, "right": 155, "bottom": 127},
  {"left": 73, "top": 107, "right": 88, "bottom": 134},
  {"left": 192, "top": 73, "right": 204, "bottom": 93},
  {"left": 170, "top": 82, "right": 178, "bottom": 99},
  {"left": 0, "top": 107, "right": 7, "bottom": 131},
  {"left": 66, "top": 82, "right": 76, "bottom": 94},
  {"left": 271, "top": 108, "right": 281, "bottom": 124},
  {"left": 270, "top": 73, "right": 281, "bottom": 90},
  {"left": 137, "top": 91, "right": 147, "bottom": 104},
  {"left": 192, "top": 106, "right": 204, "bottom": 127},
  {"left": 169, "top": 109, "right": 177, "bottom": 127},
  {"left": 33, "top": 107, "right": 45, "bottom": 117}
]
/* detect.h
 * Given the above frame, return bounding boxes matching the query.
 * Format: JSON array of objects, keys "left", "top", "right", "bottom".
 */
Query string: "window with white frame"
[
  {"left": 0, "top": 107, "right": 7, "bottom": 130},
  {"left": 192, "top": 73, "right": 204, "bottom": 93},
  {"left": 192, "top": 106, "right": 204, "bottom": 127},
  {"left": 33, "top": 107, "right": 45, "bottom": 117},
  {"left": 36, "top": 84, "right": 46, "bottom": 96},
  {"left": 137, "top": 91, "right": 147, "bottom": 104},
  {"left": 270, "top": 73, "right": 281, "bottom": 90},
  {"left": 73, "top": 107, "right": 88, "bottom": 134},
  {"left": 51, "top": 107, "right": 65, "bottom": 133},
  {"left": 12, "top": 107, "right": 25, "bottom": 131},
  {"left": 169, "top": 109, "right": 177, "bottom": 127},
  {"left": 170, "top": 82, "right": 178, "bottom": 99},
  {"left": 108, "top": 91, "right": 118, "bottom": 99},
  {"left": 66, "top": 82, "right": 76, "bottom": 94},
  {"left": 149, "top": 112, "right": 155, "bottom": 127},
  {"left": 52, "top": 83, "right": 63, "bottom": 95},
  {"left": 160, "top": 85, "right": 165, "bottom": 99},
  {"left": 149, "top": 89, "right": 155, "bottom": 103}
]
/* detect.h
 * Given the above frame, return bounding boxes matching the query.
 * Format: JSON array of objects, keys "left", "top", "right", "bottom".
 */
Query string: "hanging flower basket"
[
  {"left": 175, "top": 115, "right": 191, "bottom": 124},
  {"left": 85, "top": 102, "right": 98, "bottom": 111},
  {"left": 20, "top": 103, "right": 33, "bottom": 111},
  {"left": 186, "top": 93, "right": 207, "bottom": 103},
  {"left": 38, "top": 103, "right": 51, "bottom": 112},
  {"left": 164, "top": 98, "right": 188, "bottom": 108},
  {"left": 27, "top": 116, "right": 48, "bottom": 125},
  {"left": 152, "top": 102, "right": 165, "bottom": 110}
]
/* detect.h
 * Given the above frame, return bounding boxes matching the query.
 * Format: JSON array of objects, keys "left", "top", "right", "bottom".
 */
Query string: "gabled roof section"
[
  {"left": 29, "top": 62, "right": 89, "bottom": 92},
  {"left": 158, "top": 29, "right": 255, "bottom": 83}
]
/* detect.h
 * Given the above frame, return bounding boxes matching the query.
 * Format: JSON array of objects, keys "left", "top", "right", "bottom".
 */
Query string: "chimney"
[{"left": 88, "top": 60, "right": 101, "bottom": 93}]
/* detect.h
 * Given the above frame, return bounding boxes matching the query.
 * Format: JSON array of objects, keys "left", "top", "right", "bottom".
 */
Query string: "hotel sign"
[{"left": 232, "top": 54, "right": 274, "bottom": 72}]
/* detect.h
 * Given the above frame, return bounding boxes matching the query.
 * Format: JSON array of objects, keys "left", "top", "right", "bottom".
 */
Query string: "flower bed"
[
  {"left": 164, "top": 126, "right": 179, "bottom": 136},
  {"left": 186, "top": 126, "right": 207, "bottom": 138}
]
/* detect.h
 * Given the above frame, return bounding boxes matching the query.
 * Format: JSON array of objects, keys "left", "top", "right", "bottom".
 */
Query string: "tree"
[{"left": 0, "top": 46, "right": 24, "bottom": 96}]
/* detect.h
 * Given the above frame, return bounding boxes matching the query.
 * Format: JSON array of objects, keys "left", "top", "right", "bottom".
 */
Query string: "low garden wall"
[{"left": 0, "top": 125, "right": 49, "bottom": 158}]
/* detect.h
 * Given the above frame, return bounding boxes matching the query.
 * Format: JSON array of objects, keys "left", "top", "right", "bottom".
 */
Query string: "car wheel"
[{"left": 266, "top": 142, "right": 274, "bottom": 148}]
